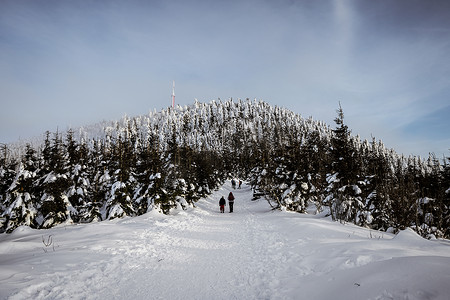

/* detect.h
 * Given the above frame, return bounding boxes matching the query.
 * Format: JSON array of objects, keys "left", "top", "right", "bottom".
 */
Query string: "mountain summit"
[{"left": 1, "top": 99, "right": 449, "bottom": 239}]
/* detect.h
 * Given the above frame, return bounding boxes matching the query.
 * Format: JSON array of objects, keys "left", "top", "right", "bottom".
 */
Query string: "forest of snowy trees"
[{"left": 1, "top": 99, "right": 449, "bottom": 238}]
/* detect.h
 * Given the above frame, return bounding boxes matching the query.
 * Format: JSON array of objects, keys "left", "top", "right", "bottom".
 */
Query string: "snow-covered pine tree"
[
  {"left": 442, "top": 154, "right": 450, "bottom": 237},
  {"left": 65, "top": 129, "right": 91, "bottom": 223},
  {"left": 2, "top": 154, "right": 39, "bottom": 232},
  {"left": 105, "top": 135, "right": 136, "bottom": 219},
  {"left": 300, "top": 129, "right": 330, "bottom": 213},
  {"left": 38, "top": 131, "right": 75, "bottom": 228},
  {"left": 361, "top": 138, "right": 392, "bottom": 230},
  {"left": 329, "top": 103, "right": 364, "bottom": 223}
]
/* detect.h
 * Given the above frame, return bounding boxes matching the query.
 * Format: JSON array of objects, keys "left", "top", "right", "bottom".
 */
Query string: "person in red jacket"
[
  {"left": 228, "top": 192, "right": 235, "bottom": 213},
  {"left": 219, "top": 196, "right": 226, "bottom": 213}
]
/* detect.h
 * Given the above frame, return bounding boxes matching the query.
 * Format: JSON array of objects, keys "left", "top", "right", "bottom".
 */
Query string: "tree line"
[{"left": 1, "top": 99, "right": 449, "bottom": 238}]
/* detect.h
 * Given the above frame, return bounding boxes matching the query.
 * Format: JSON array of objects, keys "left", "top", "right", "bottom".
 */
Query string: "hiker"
[
  {"left": 228, "top": 192, "right": 235, "bottom": 213},
  {"left": 238, "top": 180, "right": 242, "bottom": 189},
  {"left": 231, "top": 179, "right": 236, "bottom": 189},
  {"left": 219, "top": 196, "right": 226, "bottom": 213}
]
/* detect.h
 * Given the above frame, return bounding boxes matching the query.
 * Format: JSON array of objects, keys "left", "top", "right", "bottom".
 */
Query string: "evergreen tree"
[
  {"left": 39, "top": 132, "right": 74, "bottom": 228},
  {"left": 364, "top": 140, "right": 394, "bottom": 230},
  {"left": 442, "top": 154, "right": 450, "bottom": 238},
  {"left": 329, "top": 103, "right": 363, "bottom": 222},
  {"left": 299, "top": 130, "right": 330, "bottom": 213},
  {"left": 0, "top": 144, "right": 16, "bottom": 232},
  {"left": 81, "top": 138, "right": 106, "bottom": 222},
  {"left": 105, "top": 135, "right": 136, "bottom": 219},
  {"left": 65, "top": 130, "right": 90, "bottom": 223},
  {"left": 2, "top": 160, "right": 39, "bottom": 232}
]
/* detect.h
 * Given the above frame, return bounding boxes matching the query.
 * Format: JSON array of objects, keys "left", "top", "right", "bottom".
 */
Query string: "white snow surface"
[{"left": 1, "top": 182, "right": 449, "bottom": 300}]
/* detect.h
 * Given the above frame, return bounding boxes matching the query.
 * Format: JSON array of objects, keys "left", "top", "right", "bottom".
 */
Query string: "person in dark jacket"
[
  {"left": 219, "top": 196, "right": 226, "bottom": 213},
  {"left": 228, "top": 192, "right": 235, "bottom": 213},
  {"left": 231, "top": 179, "right": 236, "bottom": 189}
]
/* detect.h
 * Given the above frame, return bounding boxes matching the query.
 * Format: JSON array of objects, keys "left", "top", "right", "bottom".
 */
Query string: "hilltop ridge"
[{"left": 1, "top": 99, "right": 449, "bottom": 238}]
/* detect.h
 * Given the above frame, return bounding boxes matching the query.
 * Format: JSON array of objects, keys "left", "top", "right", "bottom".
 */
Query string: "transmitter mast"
[{"left": 172, "top": 81, "right": 175, "bottom": 108}]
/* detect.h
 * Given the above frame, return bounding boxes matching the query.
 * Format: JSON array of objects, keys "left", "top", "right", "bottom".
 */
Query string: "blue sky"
[{"left": 1, "top": 0, "right": 449, "bottom": 158}]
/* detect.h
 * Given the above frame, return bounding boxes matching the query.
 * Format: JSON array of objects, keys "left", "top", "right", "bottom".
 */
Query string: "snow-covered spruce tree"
[
  {"left": 79, "top": 138, "right": 107, "bottom": 222},
  {"left": 105, "top": 135, "right": 136, "bottom": 220},
  {"left": 170, "top": 145, "right": 194, "bottom": 208},
  {"left": 270, "top": 154, "right": 292, "bottom": 210},
  {"left": 412, "top": 154, "right": 450, "bottom": 238},
  {"left": 363, "top": 139, "right": 395, "bottom": 231},
  {"left": 413, "top": 154, "right": 443, "bottom": 238},
  {"left": 248, "top": 124, "right": 281, "bottom": 208},
  {"left": 38, "top": 132, "right": 75, "bottom": 228},
  {"left": 232, "top": 103, "right": 257, "bottom": 178},
  {"left": 390, "top": 155, "right": 407, "bottom": 230},
  {"left": 177, "top": 112, "right": 204, "bottom": 205},
  {"left": 328, "top": 103, "right": 364, "bottom": 223},
  {"left": 406, "top": 156, "right": 424, "bottom": 232},
  {"left": 256, "top": 163, "right": 283, "bottom": 209},
  {"left": 155, "top": 125, "right": 186, "bottom": 213},
  {"left": 0, "top": 144, "right": 19, "bottom": 232},
  {"left": 266, "top": 139, "right": 310, "bottom": 213},
  {"left": 429, "top": 154, "right": 449, "bottom": 239},
  {"left": 1, "top": 144, "right": 41, "bottom": 232},
  {"left": 390, "top": 155, "right": 421, "bottom": 231},
  {"left": 132, "top": 132, "right": 163, "bottom": 214},
  {"left": 65, "top": 129, "right": 91, "bottom": 223},
  {"left": 442, "top": 154, "right": 450, "bottom": 238},
  {"left": 294, "top": 130, "right": 331, "bottom": 214},
  {"left": 195, "top": 149, "right": 224, "bottom": 195}
]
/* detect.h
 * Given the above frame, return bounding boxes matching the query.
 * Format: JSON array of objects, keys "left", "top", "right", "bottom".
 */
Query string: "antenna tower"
[{"left": 172, "top": 81, "right": 175, "bottom": 108}]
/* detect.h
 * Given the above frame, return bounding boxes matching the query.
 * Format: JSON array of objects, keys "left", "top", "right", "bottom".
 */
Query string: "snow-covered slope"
[
  {"left": 2, "top": 99, "right": 447, "bottom": 240},
  {"left": 1, "top": 182, "right": 449, "bottom": 300}
]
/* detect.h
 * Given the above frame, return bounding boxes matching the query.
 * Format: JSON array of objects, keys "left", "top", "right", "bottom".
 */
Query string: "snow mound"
[{"left": 394, "top": 227, "right": 431, "bottom": 245}]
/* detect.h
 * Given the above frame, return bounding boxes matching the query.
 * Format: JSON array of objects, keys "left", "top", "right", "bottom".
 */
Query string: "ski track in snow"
[{"left": 1, "top": 183, "right": 450, "bottom": 300}]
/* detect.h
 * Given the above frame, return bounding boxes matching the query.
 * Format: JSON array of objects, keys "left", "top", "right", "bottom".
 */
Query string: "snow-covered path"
[{"left": 1, "top": 182, "right": 450, "bottom": 300}]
